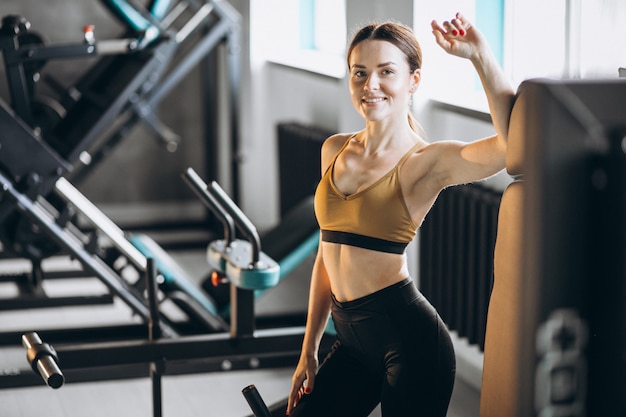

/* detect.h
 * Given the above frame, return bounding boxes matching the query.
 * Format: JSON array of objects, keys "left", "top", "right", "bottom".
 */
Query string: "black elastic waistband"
[
  {"left": 321, "top": 230, "right": 408, "bottom": 254},
  {"left": 331, "top": 278, "right": 421, "bottom": 315}
]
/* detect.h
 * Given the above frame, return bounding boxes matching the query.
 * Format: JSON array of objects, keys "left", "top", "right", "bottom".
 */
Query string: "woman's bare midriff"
[{"left": 321, "top": 241, "right": 410, "bottom": 302}]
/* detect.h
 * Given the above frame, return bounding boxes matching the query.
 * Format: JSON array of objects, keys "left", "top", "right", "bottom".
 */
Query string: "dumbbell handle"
[
  {"left": 22, "top": 332, "right": 64, "bottom": 389},
  {"left": 242, "top": 385, "right": 273, "bottom": 417}
]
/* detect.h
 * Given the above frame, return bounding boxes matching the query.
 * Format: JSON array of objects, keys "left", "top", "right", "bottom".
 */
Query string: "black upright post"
[{"left": 146, "top": 258, "right": 164, "bottom": 417}]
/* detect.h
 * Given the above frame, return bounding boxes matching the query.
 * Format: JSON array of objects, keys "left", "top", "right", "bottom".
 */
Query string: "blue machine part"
[
  {"left": 129, "top": 233, "right": 220, "bottom": 316},
  {"left": 101, "top": 0, "right": 172, "bottom": 43}
]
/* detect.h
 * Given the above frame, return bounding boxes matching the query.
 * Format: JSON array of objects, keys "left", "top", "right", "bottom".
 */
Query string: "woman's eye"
[
  {"left": 354, "top": 71, "right": 366, "bottom": 77},
  {"left": 381, "top": 69, "right": 393, "bottom": 75}
]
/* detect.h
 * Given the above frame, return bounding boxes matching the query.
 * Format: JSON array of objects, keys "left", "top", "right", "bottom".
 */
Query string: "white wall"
[
  {"left": 239, "top": 0, "right": 505, "bottom": 231},
  {"left": 240, "top": 0, "right": 420, "bottom": 231}
]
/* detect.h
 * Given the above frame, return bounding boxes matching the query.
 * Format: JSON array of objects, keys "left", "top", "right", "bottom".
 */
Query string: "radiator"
[
  {"left": 277, "top": 122, "right": 333, "bottom": 216},
  {"left": 419, "top": 183, "right": 502, "bottom": 351}
]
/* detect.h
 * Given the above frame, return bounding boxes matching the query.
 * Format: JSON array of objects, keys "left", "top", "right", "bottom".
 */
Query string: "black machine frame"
[
  {"left": 511, "top": 78, "right": 625, "bottom": 417},
  {"left": 0, "top": 0, "right": 242, "bottom": 312}
]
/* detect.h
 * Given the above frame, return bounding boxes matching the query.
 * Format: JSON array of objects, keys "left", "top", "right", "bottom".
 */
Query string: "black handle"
[
  {"left": 242, "top": 384, "right": 273, "bottom": 417},
  {"left": 182, "top": 167, "right": 235, "bottom": 244},
  {"left": 208, "top": 181, "right": 262, "bottom": 264}
]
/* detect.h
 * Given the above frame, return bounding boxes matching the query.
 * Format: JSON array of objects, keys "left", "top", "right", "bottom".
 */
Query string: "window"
[
  {"left": 415, "top": 0, "right": 626, "bottom": 112},
  {"left": 414, "top": 0, "right": 508, "bottom": 111},
  {"left": 252, "top": 0, "right": 347, "bottom": 78},
  {"left": 508, "top": 0, "right": 626, "bottom": 83}
]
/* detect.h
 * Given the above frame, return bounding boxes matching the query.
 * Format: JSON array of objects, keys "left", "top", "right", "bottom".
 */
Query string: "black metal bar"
[
  {"left": 230, "top": 286, "right": 255, "bottom": 338},
  {"left": 5, "top": 43, "right": 96, "bottom": 64},
  {"left": 224, "top": 3, "right": 242, "bottom": 204},
  {"left": 55, "top": 327, "right": 309, "bottom": 369},
  {"left": 242, "top": 385, "right": 273, "bottom": 417},
  {"left": 2, "top": 349, "right": 302, "bottom": 389},
  {"left": 146, "top": 258, "right": 162, "bottom": 341},
  {"left": 146, "top": 258, "right": 163, "bottom": 417},
  {"left": 146, "top": 18, "right": 229, "bottom": 108},
  {"left": 183, "top": 167, "right": 235, "bottom": 244}
]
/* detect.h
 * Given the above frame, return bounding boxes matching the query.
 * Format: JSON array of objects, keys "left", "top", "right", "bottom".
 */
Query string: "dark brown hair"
[
  {"left": 347, "top": 21, "right": 422, "bottom": 72},
  {"left": 347, "top": 21, "right": 425, "bottom": 134}
]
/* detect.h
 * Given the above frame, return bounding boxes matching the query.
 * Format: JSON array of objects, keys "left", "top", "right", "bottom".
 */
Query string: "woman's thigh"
[
  {"left": 290, "top": 342, "right": 382, "bottom": 417},
  {"left": 379, "top": 300, "right": 456, "bottom": 416}
]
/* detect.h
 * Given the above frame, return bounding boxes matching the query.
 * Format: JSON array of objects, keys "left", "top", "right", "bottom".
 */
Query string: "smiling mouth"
[{"left": 363, "top": 97, "right": 386, "bottom": 103}]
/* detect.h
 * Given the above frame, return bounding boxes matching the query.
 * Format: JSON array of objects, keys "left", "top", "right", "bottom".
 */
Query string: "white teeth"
[{"left": 364, "top": 98, "right": 385, "bottom": 103}]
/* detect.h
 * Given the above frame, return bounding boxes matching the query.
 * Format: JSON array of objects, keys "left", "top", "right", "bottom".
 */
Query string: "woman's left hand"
[{"left": 431, "top": 12, "right": 486, "bottom": 61}]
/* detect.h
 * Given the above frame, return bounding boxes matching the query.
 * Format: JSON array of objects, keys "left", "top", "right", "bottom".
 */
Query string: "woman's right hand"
[
  {"left": 431, "top": 12, "right": 487, "bottom": 62},
  {"left": 286, "top": 352, "right": 318, "bottom": 415}
]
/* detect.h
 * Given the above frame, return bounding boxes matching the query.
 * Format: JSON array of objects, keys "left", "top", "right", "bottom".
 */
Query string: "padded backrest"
[
  {"left": 480, "top": 87, "right": 526, "bottom": 417},
  {"left": 505, "top": 84, "right": 527, "bottom": 177}
]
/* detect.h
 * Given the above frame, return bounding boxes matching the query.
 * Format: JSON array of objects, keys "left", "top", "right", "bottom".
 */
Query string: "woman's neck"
[{"left": 360, "top": 119, "right": 421, "bottom": 154}]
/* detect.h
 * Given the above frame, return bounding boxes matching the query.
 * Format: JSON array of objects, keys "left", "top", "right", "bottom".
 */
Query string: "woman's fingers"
[
  {"left": 286, "top": 369, "right": 315, "bottom": 415},
  {"left": 432, "top": 13, "right": 470, "bottom": 38}
]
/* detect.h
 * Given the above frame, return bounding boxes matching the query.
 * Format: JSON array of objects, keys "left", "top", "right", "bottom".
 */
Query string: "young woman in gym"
[{"left": 286, "top": 12, "right": 515, "bottom": 416}]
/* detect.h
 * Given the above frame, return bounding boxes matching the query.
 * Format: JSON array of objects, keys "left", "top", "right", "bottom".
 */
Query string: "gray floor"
[
  {"left": 0, "top": 366, "right": 479, "bottom": 417},
  {"left": 0, "top": 251, "right": 480, "bottom": 417}
]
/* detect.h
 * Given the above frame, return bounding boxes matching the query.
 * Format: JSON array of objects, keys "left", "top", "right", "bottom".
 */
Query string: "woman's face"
[{"left": 348, "top": 39, "right": 420, "bottom": 125}]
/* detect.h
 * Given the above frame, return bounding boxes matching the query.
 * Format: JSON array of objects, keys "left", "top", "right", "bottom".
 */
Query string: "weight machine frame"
[{"left": 0, "top": 0, "right": 242, "bottom": 310}]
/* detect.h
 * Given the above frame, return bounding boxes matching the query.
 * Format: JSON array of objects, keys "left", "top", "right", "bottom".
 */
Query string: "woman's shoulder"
[
  {"left": 321, "top": 131, "right": 358, "bottom": 156},
  {"left": 319, "top": 131, "right": 358, "bottom": 172},
  {"left": 323, "top": 131, "right": 356, "bottom": 148}
]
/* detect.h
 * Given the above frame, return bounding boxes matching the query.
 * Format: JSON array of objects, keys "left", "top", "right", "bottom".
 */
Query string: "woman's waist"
[
  {"left": 324, "top": 244, "right": 408, "bottom": 298},
  {"left": 329, "top": 271, "right": 409, "bottom": 303},
  {"left": 330, "top": 277, "right": 423, "bottom": 319}
]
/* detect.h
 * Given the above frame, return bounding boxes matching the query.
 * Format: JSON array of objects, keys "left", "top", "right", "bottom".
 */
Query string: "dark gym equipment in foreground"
[{"left": 479, "top": 78, "right": 626, "bottom": 417}]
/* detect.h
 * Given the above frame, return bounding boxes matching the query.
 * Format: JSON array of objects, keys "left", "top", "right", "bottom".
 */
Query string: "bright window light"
[
  {"left": 251, "top": 0, "right": 346, "bottom": 78},
  {"left": 415, "top": 0, "right": 625, "bottom": 111}
]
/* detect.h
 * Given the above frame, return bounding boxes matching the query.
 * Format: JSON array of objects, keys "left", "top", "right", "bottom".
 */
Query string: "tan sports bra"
[{"left": 314, "top": 139, "right": 420, "bottom": 254}]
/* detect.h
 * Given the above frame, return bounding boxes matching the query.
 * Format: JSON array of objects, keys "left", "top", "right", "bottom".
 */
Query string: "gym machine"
[
  {"left": 0, "top": 0, "right": 242, "bottom": 311},
  {"left": 0, "top": 163, "right": 318, "bottom": 343},
  {"left": 21, "top": 332, "right": 283, "bottom": 417},
  {"left": 12, "top": 172, "right": 333, "bottom": 415},
  {"left": 479, "top": 78, "right": 626, "bottom": 416},
  {"left": 0, "top": 0, "right": 241, "bottom": 183},
  {"left": 0, "top": 165, "right": 326, "bottom": 387}
]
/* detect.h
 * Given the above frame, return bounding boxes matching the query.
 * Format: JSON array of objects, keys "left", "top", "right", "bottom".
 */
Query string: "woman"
[{"left": 286, "top": 13, "right": 515, "bottom": 416}]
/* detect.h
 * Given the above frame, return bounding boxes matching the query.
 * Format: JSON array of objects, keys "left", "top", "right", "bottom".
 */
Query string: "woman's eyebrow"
[{"left": 351, "top": 61, "right": 397, "bottom": 69}]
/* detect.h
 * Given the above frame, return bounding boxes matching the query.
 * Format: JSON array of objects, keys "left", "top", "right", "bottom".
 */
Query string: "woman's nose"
[{"left": 364, "top": 74, "right": 379, "bottom": 91}]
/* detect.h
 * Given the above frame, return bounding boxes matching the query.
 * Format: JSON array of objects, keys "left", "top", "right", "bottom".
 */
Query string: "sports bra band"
[{"left": 321, "top": 230, "right": 408, "bottom": 254}]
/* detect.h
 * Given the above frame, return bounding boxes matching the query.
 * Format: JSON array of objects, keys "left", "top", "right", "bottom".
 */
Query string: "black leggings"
[{"left": 291, "top": 278, "right": 456, "bottom": 417}]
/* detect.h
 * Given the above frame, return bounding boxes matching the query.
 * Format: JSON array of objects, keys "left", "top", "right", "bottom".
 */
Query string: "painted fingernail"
[
  {"left": 460, "top": 29, "right": 466, "bottom": 36},
  {"left": 305, "top": 388, "right": 311, "bottom": 394},
  {"left": 452, "top": 29, "right": 458, "bottom": 36}
]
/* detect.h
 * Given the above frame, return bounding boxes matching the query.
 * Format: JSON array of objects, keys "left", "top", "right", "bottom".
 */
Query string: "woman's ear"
[{"left": 409, "top": 69, "right": 421, "bottom": 93}]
